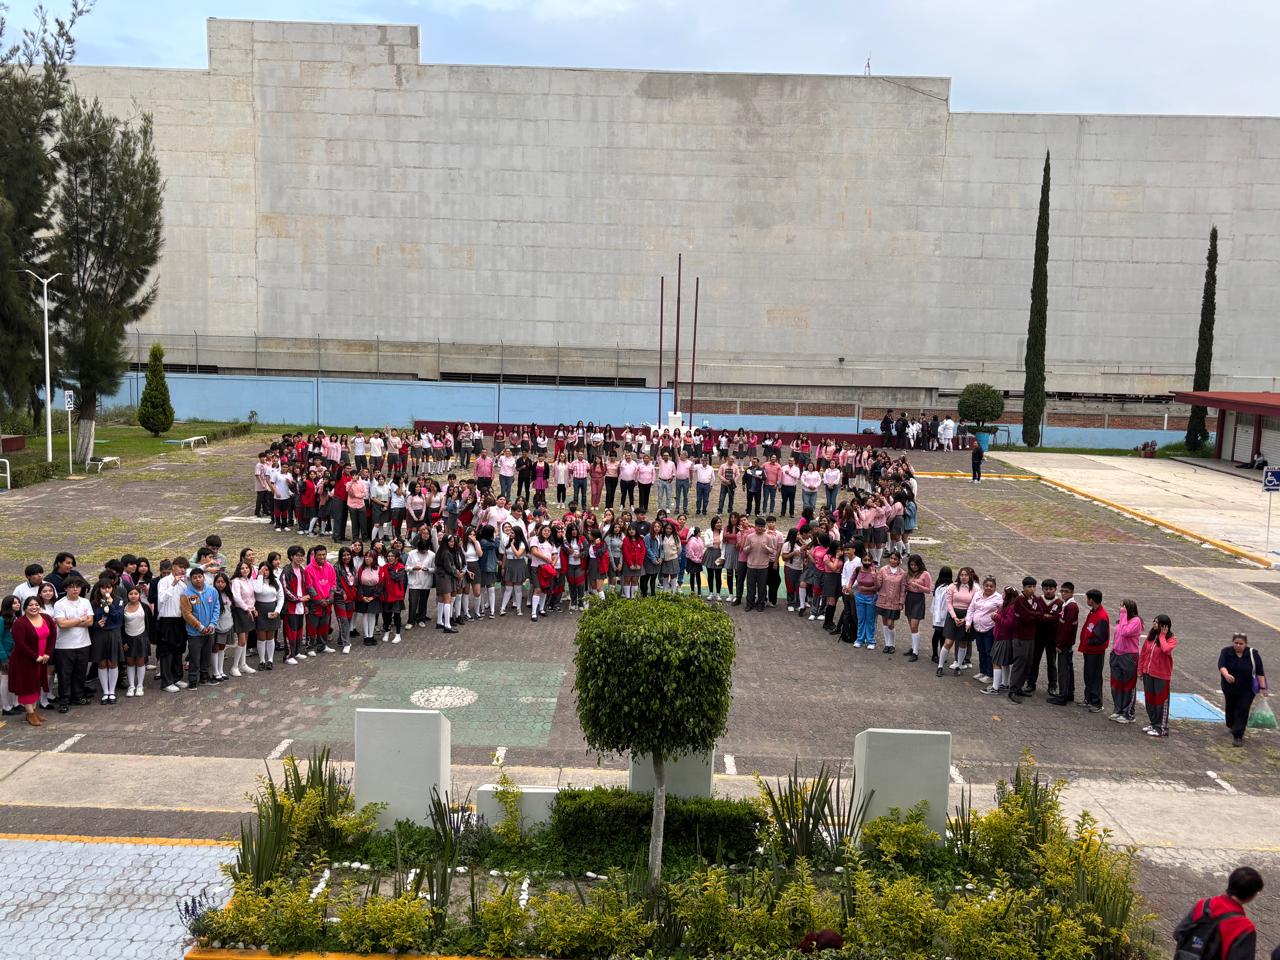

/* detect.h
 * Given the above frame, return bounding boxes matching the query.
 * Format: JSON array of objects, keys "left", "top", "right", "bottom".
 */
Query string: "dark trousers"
[
  {"left": 187, "top": 632, "right": 212, "bottom": 685},
  {"left": 780, "top": 486, "right": 795, "bottom": 516},
  {"left": 695, "top": 483, "right": 710, "bottom": 514},
  {"left": 331, "top": 501, "right": 348, "bottom": 542},
  {"left": 517, "top": 477, "right": 531, "bottom": 502},
  {"left": 972, "top": 461, "right": 982, "bottom": 481},
  {"left": 767, "top": 564, "right": 781, "bottom": 604},
  {"left": 349, "top": 505, "right": 369, "bottom": 542},
  {"left": 638, "top": 483, "right": 652, "bottom": 513},
  {"left": 255, "top": 490, "right": 271, "bottom": 516},
  {"left": 159, "top": 638, "right": 186, "bottom": 688},
  {"left": 1081, "top": 652, "right": 1105, "bottom": 707},
  {"left": 605, "top": 476, "right": 618, "bottom": 507},
  {"left": 718, "top": 485, "right": 736, "bottom": 513},
  {"left": 746, "top": 567, "right": 768, "bottom": 608},
  {"left": 620, "top": 479, "right": 636, "bottom": 507},
  {"left": 745, "top": 489, "right": 760, "bottom": 515},
  {"left": 55, "top": 646, "right": 89, "bottom": 705},
  {"left": 408, "top": 588, "right": 430, "bottom": 625},
  {"left": 1008, "top": 639, "right": 1034, "bottom": 692},
  {"left": 735, "top": 561, "right": 749, "bottom": 602},
  {"left": 1055, "top": 648, "right": 1075, "bottom": 701},
  {"left": 1030, "top": 633, "right": 1057, "bottom": 691},
  {"left": 1224, "top": 688, "right": 1255, "bottom": 739}
]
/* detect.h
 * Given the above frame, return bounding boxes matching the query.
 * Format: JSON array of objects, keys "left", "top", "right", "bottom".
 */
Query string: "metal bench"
[
  {"left": 177, "top": 435, "right": 208, "bottom": 449},
  {"left": 87, "top": 456, "right": 121, "bottom": 473}
]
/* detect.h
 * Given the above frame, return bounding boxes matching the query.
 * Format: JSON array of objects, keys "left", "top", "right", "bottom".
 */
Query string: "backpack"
[
  {"left": 1173, "top": 900, "right": 1243, "bottom": 960},
  {"left": 838, "top": 601, "right": 857, "bottom": 644}
]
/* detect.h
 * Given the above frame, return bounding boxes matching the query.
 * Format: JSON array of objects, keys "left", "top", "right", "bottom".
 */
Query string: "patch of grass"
[
  {"left": 5, "top": 420, "right": 257, "bottom": 474},
  {"left": 1154, "top": 440, "right": 1212, "bottom": 459},
  {"left": 990, "top": 444, "right": 1140, "bottom": 456}
]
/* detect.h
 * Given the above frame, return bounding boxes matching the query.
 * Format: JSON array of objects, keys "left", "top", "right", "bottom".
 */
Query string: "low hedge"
[
  {"left": 550, "top": 786, "right": 763, "bottom": 867},
  {"left": 202, "top": 422, "right": 254, "bottom": 442},
  {"left": 9, "top": 461, "right": 58, "bottom": 489}
]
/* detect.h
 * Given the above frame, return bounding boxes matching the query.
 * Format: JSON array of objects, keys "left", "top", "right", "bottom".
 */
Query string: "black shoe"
[
  {"left": 1007, "top": 693, "right": 1022, "bottom": 704},
  {"left": 936, "top": 666, "right": 944, "bottom": 677},
  {"left": 59, "top": 704, "right": 70, "bottom": 714},
  {"left": 906, "top": 653, "right": 919, "bottom": 662},
  {"left": 1018, "top": 688, "right": 1034, "bottom": 697},
  {"left": 264, "top": 661, "right": 274, "bottom": 670},
  {"left": 445, "top": 627, "right": 459, "bottom": 634},
  {"left": 1046, "top": 697, "right": 1065, "bottom": 706}
]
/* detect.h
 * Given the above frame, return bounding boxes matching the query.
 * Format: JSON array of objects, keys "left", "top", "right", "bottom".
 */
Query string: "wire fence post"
[
  {"left": 254, "top": 332, "right": 259, "bottom": 376},
  {"left": 376, "top": 335, "right": 381, "bottom": 375},
  {"left": 193, "top": 330, "right": 199, "bottom": 371}
]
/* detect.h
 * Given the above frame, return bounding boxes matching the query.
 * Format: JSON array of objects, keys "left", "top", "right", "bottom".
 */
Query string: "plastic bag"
[{"left": 1248, "top": 697, "right": 1277, "bottom": 730}]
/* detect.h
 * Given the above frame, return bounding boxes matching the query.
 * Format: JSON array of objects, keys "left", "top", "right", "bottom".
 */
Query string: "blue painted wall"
[{"left": 105, "top": 373, "right": 1202, "bottom": 450}]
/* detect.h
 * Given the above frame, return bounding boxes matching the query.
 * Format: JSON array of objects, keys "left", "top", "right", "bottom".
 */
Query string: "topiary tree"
[
  {"left": 573, "top": 593, "right": 735, "bottom": 893},
  {"left": 1185, "top": 225, "right": 1217, "bottom": 451},
  {"left": 957, "top": 383, "right": 1005, "bottom": 432},
  {"left": 137, "top": 341, "right": 174, "bottom": 436},
  {"left": 1022, "top": 150, "right": 1050, "bottom": 447}
]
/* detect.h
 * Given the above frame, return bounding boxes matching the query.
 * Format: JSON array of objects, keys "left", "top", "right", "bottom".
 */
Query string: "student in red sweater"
[
  {"left": 1078, "top": 589, "right": 1110, "bottom": 712},
  {"left": 1139, "top": 614, "right": 1178, "bottom": 738},
  {"left": 1046, "top": 582, "right": 1080, "bottom": 706},
  {"left": 1173, "top": 866, "right": 1262, "bottom": 960}
]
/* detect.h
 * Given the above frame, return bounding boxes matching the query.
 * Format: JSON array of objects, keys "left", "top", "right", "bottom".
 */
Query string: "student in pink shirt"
[
  {"left": 636, "top": 455, "right": 656, "bottom": 513},
  {"left": 1110, "top": 599, "right": 1143, "bottom": 724},
  {"left": 655, "top": 452, "right": 676, "bottom": 512},
  {"left": 762, "top": 457, "right": 781, "bottom": 514},
  {"left": 618, "top": 453, "right": 638, "bottom": 507},
  {"left": 673, "top": 453, "right": 692, "bottom": 513},
  {"left": 780, "top": 458, "right": 800, "bottom": 517}
]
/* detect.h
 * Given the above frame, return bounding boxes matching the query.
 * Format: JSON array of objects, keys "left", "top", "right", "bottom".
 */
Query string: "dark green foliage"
[
  {"left": 1022, "top": 150, "right": 1050, "bottom": 447},
  {"left": 9, "top": 460, "right": 56, "bottom": 487},
  {"left": 757, "top": 762, "right": 869, "bottom": 867},
  {"left": 50, "top": 94, "right": 164, "bottom": 462},
  {"left": 136, "top": 341, "right": 173, "bottom": 435},
  {"left": 0, "top": 2, "right": 90, "bottom": 413},
  {"left": 956, "top": 383, "right": 1005, "bottom": 431},
  {"left": 549, "top": 787, "right": 764, "bottom": 867},
  {"left": 1185, "top": 225, "right": 1217, "bottom": 451}
]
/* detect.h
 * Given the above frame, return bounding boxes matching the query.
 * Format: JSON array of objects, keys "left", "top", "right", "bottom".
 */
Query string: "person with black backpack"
[{"left": 1173, "top": 866, "right": 1263, "bottom": 960}]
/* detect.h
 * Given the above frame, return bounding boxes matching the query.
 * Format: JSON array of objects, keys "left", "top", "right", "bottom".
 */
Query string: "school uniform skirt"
[
  {"left": 503, "top": 557, "right": 529, "bottom": 586},
  {"left": 587, "top": 555, "right": 603, "bottom": 580},
  {"left": 466, "top": 561, "right": 480, "bottom": 586},
  {"left": 643, "top": 557, "right": 661, "bottom": 577},
  {"left": 88, "top": 627, "right": 123, "bottom": 663},
  {"left": 660, "top": 558, "right": 678, "bottom": 577},
  {"left": 480, "top": 569, "right": 497, "bottom": 587},
  {"left": 943, "top": 611, "right": 970, "bottom": 643},
  {"left": 904, "top": 592, "right": 926, "bottom": 621},
  {"left": 890, "top": 516, "right": 905, "bottom": 536},
  {"left": 255, "top": 601, "right": 280, "bottom": 633},
  {"left": 822, "top": 571, "right": 843, "bottom": 599},
  {"left": 122, "top": 627, "right": 150, "bottom": 661},
  {"left": 232, "top": 606, "right": 256, "bottom": 634},
  {"left": 801, "top": 565, "right": 821, "bottom": 588},
  {"left": 623, "top": 561, "right": 643, "bottom": 577},
  {"left": 872, "top": 526, "right": 889, "bottom": 545},
  {"left": 435, "top": 573, "right": 457, "bottom": 596},
  {"left": 703, "top": 546, "right": 722, "bottom": 570},
  {"left": 990, "top": 635, "right": 1012, "bottom": 665}
]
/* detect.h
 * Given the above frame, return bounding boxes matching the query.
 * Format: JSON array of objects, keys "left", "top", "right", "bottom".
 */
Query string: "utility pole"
[{"left": 22, "top": 270, "right": 61, "bottom": 463}]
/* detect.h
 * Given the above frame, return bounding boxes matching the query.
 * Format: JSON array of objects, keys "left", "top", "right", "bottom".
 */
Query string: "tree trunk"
[
  {"left": 75, "top": 393, "right": 97, "bottom": 466},
  {"left": 647, "top": 754, "right": 666, "bottom": 896}
]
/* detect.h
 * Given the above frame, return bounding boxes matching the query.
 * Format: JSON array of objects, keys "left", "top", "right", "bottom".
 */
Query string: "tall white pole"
[{"left": 22, "top": 270, "right": 60, "bottom": 463}]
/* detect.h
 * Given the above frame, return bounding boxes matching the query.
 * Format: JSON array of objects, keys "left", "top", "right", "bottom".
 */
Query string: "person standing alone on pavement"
[
  {"left": 970, "top": 437, "right": 984, "bottom": 482},
  {"left": 1173, "top": 866, "right": 1262, "bottom": 960}
]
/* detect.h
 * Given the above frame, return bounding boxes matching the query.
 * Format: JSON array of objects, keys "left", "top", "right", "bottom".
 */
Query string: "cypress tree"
[
  {"left": 137, "top": 341, "right": 174, "bottom": 436},
  {"left": 1184, "top": 225, "right": 1217, "bottom": 451},
  {"left": 1022, "top": 151, "right": 1050, "bottom": 447}
]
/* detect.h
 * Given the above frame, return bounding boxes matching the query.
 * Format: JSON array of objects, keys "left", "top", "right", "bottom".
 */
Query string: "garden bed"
[{"left": 181, "top": 751, "right": 1157, "bottom": 959}]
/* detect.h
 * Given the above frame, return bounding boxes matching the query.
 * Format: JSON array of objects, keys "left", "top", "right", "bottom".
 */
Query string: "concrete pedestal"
[
  {"left": 354, "top": 708, "right": 451, "bottom": 828},
  {"left": 629, "top": 750, "right": 714, "bottom": 799},
  {"left": 476, "top": 783, "right": 559, "bottom": 831},
  {"left": 853, "top": 728, "right": 951, "bottom": 836}
]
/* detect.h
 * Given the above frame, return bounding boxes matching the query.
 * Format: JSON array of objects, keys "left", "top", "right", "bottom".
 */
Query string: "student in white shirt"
[{"left": 52, "top": 577, "right": 93, "bottom": 712}]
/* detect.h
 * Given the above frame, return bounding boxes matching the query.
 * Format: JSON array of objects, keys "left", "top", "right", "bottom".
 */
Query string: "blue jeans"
[
  {"left": 825, "top": 487, "right": 837, "bottom": 512},
  {"left": 499, "top": 475, "right": 513, "bottom": 500},
  {"left": 718, "top": 485, "right": 735, "bottom": 513},
  {"left": 762, "top": 486, "right": 777, "bottom": 513},
  {"left": 975, "top": 629, "right": 994, "bottom": 677},
  {"left": 855, "top": 593, "right": 877, "bottom": 647},
  {"left": 675, "top": 478, "right": 690, "bottom": 512},
  {"left": 572, "top": 476, "right": 588, "bottom": 507},
  {"left": 801, "top": 489, "right": 817, "bottom": 512},
  {"left": 695, "top": 482, "right": 710, "bottom": 514},
  {"left": 657, "top": 478, "right": 673, "bottom": 510}
]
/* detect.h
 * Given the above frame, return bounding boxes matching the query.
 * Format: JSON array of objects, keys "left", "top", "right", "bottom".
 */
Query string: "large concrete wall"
[{"left": 69, "top": 19, "right": 1280, "bottom": 396}]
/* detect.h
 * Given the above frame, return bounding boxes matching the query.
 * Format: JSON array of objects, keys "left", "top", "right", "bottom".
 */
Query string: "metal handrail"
[{"left": 0, "top": 457, "right": 9, "bottom": 491}]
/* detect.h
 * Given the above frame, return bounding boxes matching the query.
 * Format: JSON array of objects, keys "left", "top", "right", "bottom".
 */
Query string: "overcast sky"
[{"left": 21, "top": 0, "right": 1280, "bottom": 115}]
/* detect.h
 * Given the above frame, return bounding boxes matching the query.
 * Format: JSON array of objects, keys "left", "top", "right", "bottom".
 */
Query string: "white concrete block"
[
  {"left": 354, "top": 708, "right": 451, "bottom": 828},
  {"left": 629, "top": 750, "right": 714, "bottom": 799},
  {"left": 475, "top": 783, "right": 559, "bottom": 831},
  {"left": 853, "top": 728, "right": 952, "bottom": 837}
]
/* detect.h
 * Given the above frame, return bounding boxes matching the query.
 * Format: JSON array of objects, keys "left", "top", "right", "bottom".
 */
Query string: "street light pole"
[{"left": 22, "top": 270, "right": 61, "bottom": 463}]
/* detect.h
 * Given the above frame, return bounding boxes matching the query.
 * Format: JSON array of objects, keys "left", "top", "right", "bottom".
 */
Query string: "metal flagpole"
[
  {"left": 657, "top": 276, "right": 664, "bottom": 426},
  {"left": 689, "top": 277, "right": 700, "bottom": 426},
  {"left": 673, "top": 253, "right": 682, "bottom": 426}
]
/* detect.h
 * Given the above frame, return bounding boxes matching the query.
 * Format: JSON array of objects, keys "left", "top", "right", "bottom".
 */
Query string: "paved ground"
[
  {"left": 993, "top": 451, "right": 1280, "bottom": 566},
  {"left": 0, "top": 836, "right": 231, "bottom": 959},
  {"left": 2, "top": 437, "right": 1280, "bottom": 951}
]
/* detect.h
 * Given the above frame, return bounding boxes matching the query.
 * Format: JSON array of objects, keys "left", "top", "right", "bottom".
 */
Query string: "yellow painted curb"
[
  {"left": 0, "top": 832, "right": 235, "bottom": 847},
  {"left": 1038, "top": 478, "right": 1274, "bottom": 567}
]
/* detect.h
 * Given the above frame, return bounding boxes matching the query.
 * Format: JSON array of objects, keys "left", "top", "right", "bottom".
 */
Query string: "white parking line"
[
  {"left": 723, "top": 753, "right": 737, "bottom": 776},
  {"left": 51, "top": 734, "right": 85, "bottom": 754},
  {"left": 949, "top": 764, "right": 965, "bottom": 785},
  {"left": 267, "top": 738, "right": 294, "bottom": 760},
  {"left": 1205, "top": 770, "right": 1237, "bottom": 795}
]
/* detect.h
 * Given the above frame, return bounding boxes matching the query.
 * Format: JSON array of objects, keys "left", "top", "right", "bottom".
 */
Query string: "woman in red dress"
[{"left": 10, "top": 595, "right": 55, "bottom": 726}]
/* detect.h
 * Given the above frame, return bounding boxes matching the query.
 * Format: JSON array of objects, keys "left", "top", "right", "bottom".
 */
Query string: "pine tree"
[
  {"left": 1184, "top": 226, "right": 1217, "bottom": 451},
  {"left": 50, "top": 95, "right": 164, "bottom": 463},
  {"left": 137, "top": 341, "right": 173, "bottom": 436},
  {"left": 1022, "top": 151, "right": 1050, "bottom": 447}
]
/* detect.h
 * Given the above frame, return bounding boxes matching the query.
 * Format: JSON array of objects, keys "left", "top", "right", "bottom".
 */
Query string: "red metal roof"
[{"left": 1170, "top": 390, "right": 1280, "bottom": 417}]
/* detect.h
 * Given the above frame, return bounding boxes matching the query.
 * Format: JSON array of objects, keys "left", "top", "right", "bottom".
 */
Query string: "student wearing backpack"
[{"left": 1173, "top": 866, "right": 1262, "bottom": 960}]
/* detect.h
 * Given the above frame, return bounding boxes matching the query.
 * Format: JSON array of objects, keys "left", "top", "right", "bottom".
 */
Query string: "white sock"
[
  {"left": 487, "top": 587, "right": 496, "bottom": 613},
  {"left": 501, "top": 587, "right": 512, "bottom": 613},
  {"left": 265, "top": 639, "right": 276, "bottom": 663},
  {"left": 108, "top": 666, "right": 119, "bottom": 690},
  {"left": 133, "top": 665, "right": 144, "bottom": 689},
  {"left": 442, "top": 604, "right": 452, "bottom": 628},
  {"left": 0, "top": 673, "right": 11, "bottom": 709},
  {"left": 97, "top": 667, "right": 111, "bottom": 695},
  {"left": 798, "top": 587, "right": 807, "bottom": 608},
  {"left": 514, "top": 590, "right": 523, "bottom": 612},
  {"left": 883, "top": 625, "right": 894, "bottom": 647},
  {"left": 436, "top": 603, "right": 445, "bottom": 626},
  {"left": 911, "top": 632, "right": 920, "bottom": 654},
  {"left": 991, "top": 667, "right": 1003, "bottom": 689}
]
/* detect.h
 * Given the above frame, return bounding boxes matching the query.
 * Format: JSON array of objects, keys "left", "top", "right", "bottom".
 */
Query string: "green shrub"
[
  {"left": 842, "top": 870, "right": 945, "bottom": 960},
  {"left": 479, "top": 885, "right": 529, "bottom": 957},
  {"left": 206, "top": 877, "right": 327, "bottom": 953},
  {"left": 530, "top": 888, "right": 654, "bottom": 959},
  {"left": 756, "top": 761, "right": 867, "bottom": 867},
  {"left": 9, "top": 461, "right": 57, "bottom": 488},
  {"left": 549, "top": 786, "right": 764, "bottom": 868},
  {"left": 137, "top": 342, "right": 174, "bottom": 435},
  {"left": 957, "top": 382, "right": 1005, "bottom": 431},
  {"left": 334, "top": 891, "right": 436, "bottom": 953},
  {"left": 493, "top": 760, "right": 524, "bottom": 845},
  {"left": 859, "top": 802, "right": 957, "bottom": 879}
]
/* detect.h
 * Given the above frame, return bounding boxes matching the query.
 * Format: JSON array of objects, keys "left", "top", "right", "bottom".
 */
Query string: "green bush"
[
  {"left": 333, "top": 891, "right": 436, "bottom": 953},
  {"left": 9, "top": 461, "right": 57, "bottom": 488},
  {"left": 530, "top": 888, "right": 655, "bottom": 959},
  {"left": 859, "top": 802, "right": 958, "bottom": 879},
  {"left": 137, "top": 342, "right": 174, "bottom": 435},
  {"left": 479, "top": 885, "right": 530, "bottom": 958},
  {"left": 957, "top": 382, "right": 1005, "bottom": 431},
  {"left": 549, "top": 786, "right": 764, "bottom": 868}
]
